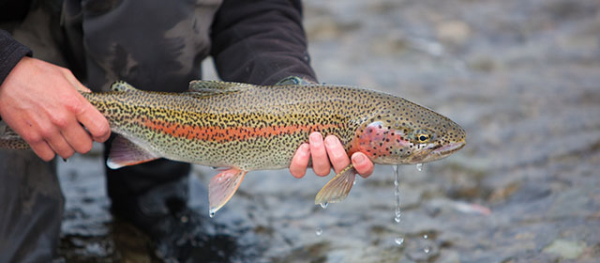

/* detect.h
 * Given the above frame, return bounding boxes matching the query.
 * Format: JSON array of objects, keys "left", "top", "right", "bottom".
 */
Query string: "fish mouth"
[
  {"left": 431, "top": 140, "right": 466, "bottom": 157},
  {"left": 410, "top": 140, "right": 466, "bottom": 164}
]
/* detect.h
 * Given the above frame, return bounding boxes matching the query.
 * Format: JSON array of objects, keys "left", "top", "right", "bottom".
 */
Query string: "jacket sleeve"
[
  {"left": 0, "top": 30, "right": 32, "bottom": 87},
  {"left": 209, "top": 0, "right": 317, "bottom": 85}
]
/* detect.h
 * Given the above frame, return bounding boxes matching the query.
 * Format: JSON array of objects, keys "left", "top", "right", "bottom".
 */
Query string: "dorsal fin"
[
  {"left": 188, "top": 80, "right": 253, "bottom": 94},
  {"left": 111, "top": 81, "right": 140, "bottom": 92}
]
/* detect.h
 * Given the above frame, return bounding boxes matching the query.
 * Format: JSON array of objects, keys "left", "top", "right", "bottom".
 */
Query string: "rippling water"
[{"left": 58, "top": 0, "right": 600, "bottom": 262}]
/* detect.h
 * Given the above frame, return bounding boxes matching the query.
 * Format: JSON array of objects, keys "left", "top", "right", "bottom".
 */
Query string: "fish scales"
[
  {"left": 0, "top": 80, "right": 466, "bottom": 212},
  {"left": 82, "top": 84, "right": 388, "bottom": 170}
]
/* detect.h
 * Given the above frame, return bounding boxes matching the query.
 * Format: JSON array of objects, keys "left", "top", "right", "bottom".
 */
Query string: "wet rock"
[
  {"left": 543, "top": 239, "right": 586, "bottom": 260},
  {"left": 436, "top": 20, "right": 471, "bottom": 46},
  {"left": 505, "top": 181, "right": 551, "bottom": 204}
]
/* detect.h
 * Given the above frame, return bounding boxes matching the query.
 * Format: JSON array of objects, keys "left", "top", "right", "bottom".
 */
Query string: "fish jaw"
[
  {"left": 429, "top": 139, "right": 466, "bottom": 158},
  {"left": 415, "top": 139, "right": 466, "bottom": 163}
]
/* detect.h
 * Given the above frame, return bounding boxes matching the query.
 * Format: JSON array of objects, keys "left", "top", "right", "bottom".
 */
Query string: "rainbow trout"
[{"left": 0, "top": 81, "right": 466, "bottom": 215}]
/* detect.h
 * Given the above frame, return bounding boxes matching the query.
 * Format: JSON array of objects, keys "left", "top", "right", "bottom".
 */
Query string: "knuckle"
[
  {"left": 330, "top": 151, "right": 347, "bottom": 163},
  {"left": 22, "top": 132, "right": 42, "bottom": 144},
  {"left": 51, "top": 115, "right": 70, "bottom": 128},
  {"left": 39, "top": 128, "right": 55, "bottom": 139},
  {"left": 65, "top": 98, "right": 86, "bottom": 114}
]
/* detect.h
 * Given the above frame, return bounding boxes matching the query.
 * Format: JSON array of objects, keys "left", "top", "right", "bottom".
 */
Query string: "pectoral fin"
[
  {"left": 208, "top": 168, "right": 247, "bottom": 216},
  {"left": 106, "top": 135, "right": 159, "bottom": 169},
  {"left": 315, "top": 164, "right": 357, "bottom": 206}
]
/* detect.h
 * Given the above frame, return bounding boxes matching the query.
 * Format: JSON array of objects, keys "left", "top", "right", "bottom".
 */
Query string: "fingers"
[
  {"left": 291, "top": 133, "right": 376, "bottom": 179},
  {"left": 352, "top": 152, "right": 374, "bottom": 178},
  {"left": 324, "top": 135, "right": 350, "bottom": 174},
  {"left": 19, "top": 117, "right": 72, "bottom": 161},
  {"left": 28, "top": 139, "right": 55, "bottom": 162},
  {"left": 309, "top": 132, "right": 331, "bottom": 176},
  {"left": 61, "top": 119, "right": 94, "bottom": 154},
  {"left": 0, "top": 57, "right": 107, "bottom": 162},
  {"left": 289, "top": 143, "right": 310, "bottom": 178},
  {"left": 47, "top": 130, "right": 75, "bottom": 159},
  {"left": 73, "top": 100, "right": 111, "bottom": 143},
  {"left": 61, "top": 68, "right": 110, "bottom": 143}
]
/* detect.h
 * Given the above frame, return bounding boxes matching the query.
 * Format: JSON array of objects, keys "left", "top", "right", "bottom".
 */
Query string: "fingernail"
[
  {"left": 353, "top": 154, "right": 365, "bottom": 165},
  {"left": 309, "top": 133, "right": 322, "bottom": 144},
  {"left": 300, "top": 143, "right": 309, "bottom": 152},
  {"left": 324, "top": 136, "right": 336, "bottom": 146}
]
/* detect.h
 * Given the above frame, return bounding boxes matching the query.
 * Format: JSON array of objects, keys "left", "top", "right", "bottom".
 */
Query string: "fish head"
[{"left": 352, "top": 98, "right": 466, "bottom": 165}]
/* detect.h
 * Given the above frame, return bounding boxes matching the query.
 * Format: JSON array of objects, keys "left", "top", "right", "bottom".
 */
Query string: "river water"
[{"left": 57, "top": 0, "right": 600, "bottom": 262}]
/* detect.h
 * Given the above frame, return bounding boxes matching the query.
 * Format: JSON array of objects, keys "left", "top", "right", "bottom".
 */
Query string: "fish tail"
[{"left": 0, "top": 122, "right": 30, "bottom": 149}]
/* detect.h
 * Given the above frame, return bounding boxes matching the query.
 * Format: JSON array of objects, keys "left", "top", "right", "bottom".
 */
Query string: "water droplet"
[
  {"left": 320, "top": 202, "right": 329, "bottom": 209},
  {"left": 315, "top": 228, "right": 323, "bottom": 236},
  {"left": 353, "top": 177, "right": 358, "bottom": 185},
  {"left": 423, "top": 234, "right": 428, "bottom": 239},
  {"left": 394, "top": 237, "right": 404, "bottom": 246},
  {"left": 416, "top": 163, "right": 423, "bottom": 171},
  {"left": 424, "top": 247, "right": 431, "bottom": 253},
  {"left": 393, "top": 164, "right": 404, "bottom": 244}
]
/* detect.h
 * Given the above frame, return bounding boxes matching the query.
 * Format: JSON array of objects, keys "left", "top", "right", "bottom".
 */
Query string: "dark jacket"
[{"left": 0, "top": 0, "right": 316, "bottom": 89}]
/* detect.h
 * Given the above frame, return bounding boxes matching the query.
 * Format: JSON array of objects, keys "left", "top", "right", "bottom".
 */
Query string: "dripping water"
[
  {"left": 315, "top": 228, "right": 323, "bottom": 236},
  {"left": 416, "top": 163, "right": 423, "bottom": 172},
  {"left": 423, "top": 234, "right": 431, "bottom": 253},
  {"left": 395, "top": 237, "right": 405, "bottom": 246},
  {"left": 393, "top": 165, "right": 403, "bottom": 246}
]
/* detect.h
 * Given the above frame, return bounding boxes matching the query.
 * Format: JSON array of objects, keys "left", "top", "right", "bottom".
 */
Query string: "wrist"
[{"left": 0, "top": 31, "right": 32, "bottom": 87}]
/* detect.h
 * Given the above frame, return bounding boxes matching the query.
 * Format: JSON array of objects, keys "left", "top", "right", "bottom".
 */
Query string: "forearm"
[{"left": 210, "top": 0, "right": 316, "bottom": 85}]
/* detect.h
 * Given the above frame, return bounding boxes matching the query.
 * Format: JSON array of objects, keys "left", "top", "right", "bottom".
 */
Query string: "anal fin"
[
  {"left": 315, "top": 164, "right": 357, "bottom": 206},
  {"left": 208, "top": 168, "right": 247, "bottom": 216},
  {"left": 106, "top": 135, "right": 159, "bottom": 169}
]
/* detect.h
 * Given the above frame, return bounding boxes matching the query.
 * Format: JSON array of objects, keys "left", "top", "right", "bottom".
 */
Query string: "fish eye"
[{"left": 414, "top": 129, "right": 434, "bottom": 143}]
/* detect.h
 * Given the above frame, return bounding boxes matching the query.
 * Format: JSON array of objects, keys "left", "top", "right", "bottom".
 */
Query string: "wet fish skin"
[{"left": 0, "top": 80, "right": 466, "bottom": 214}]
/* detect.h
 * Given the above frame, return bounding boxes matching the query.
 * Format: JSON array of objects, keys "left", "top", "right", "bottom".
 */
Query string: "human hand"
[
  {"left": 289, "top": 132, "right": 374, "bottom": 179},
  {"left": 0, "top": 57, "right": 110, "bottom": 161}
]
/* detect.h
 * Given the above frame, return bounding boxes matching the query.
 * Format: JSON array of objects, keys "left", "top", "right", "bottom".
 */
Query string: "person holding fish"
[{"left": 0, "top": 0, "right": 374, "bottom": 262}]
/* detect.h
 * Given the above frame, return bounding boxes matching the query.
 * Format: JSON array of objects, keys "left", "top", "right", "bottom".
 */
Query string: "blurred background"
[{"left": 57, "top": 0, "right": 600, "bottom": 262}]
